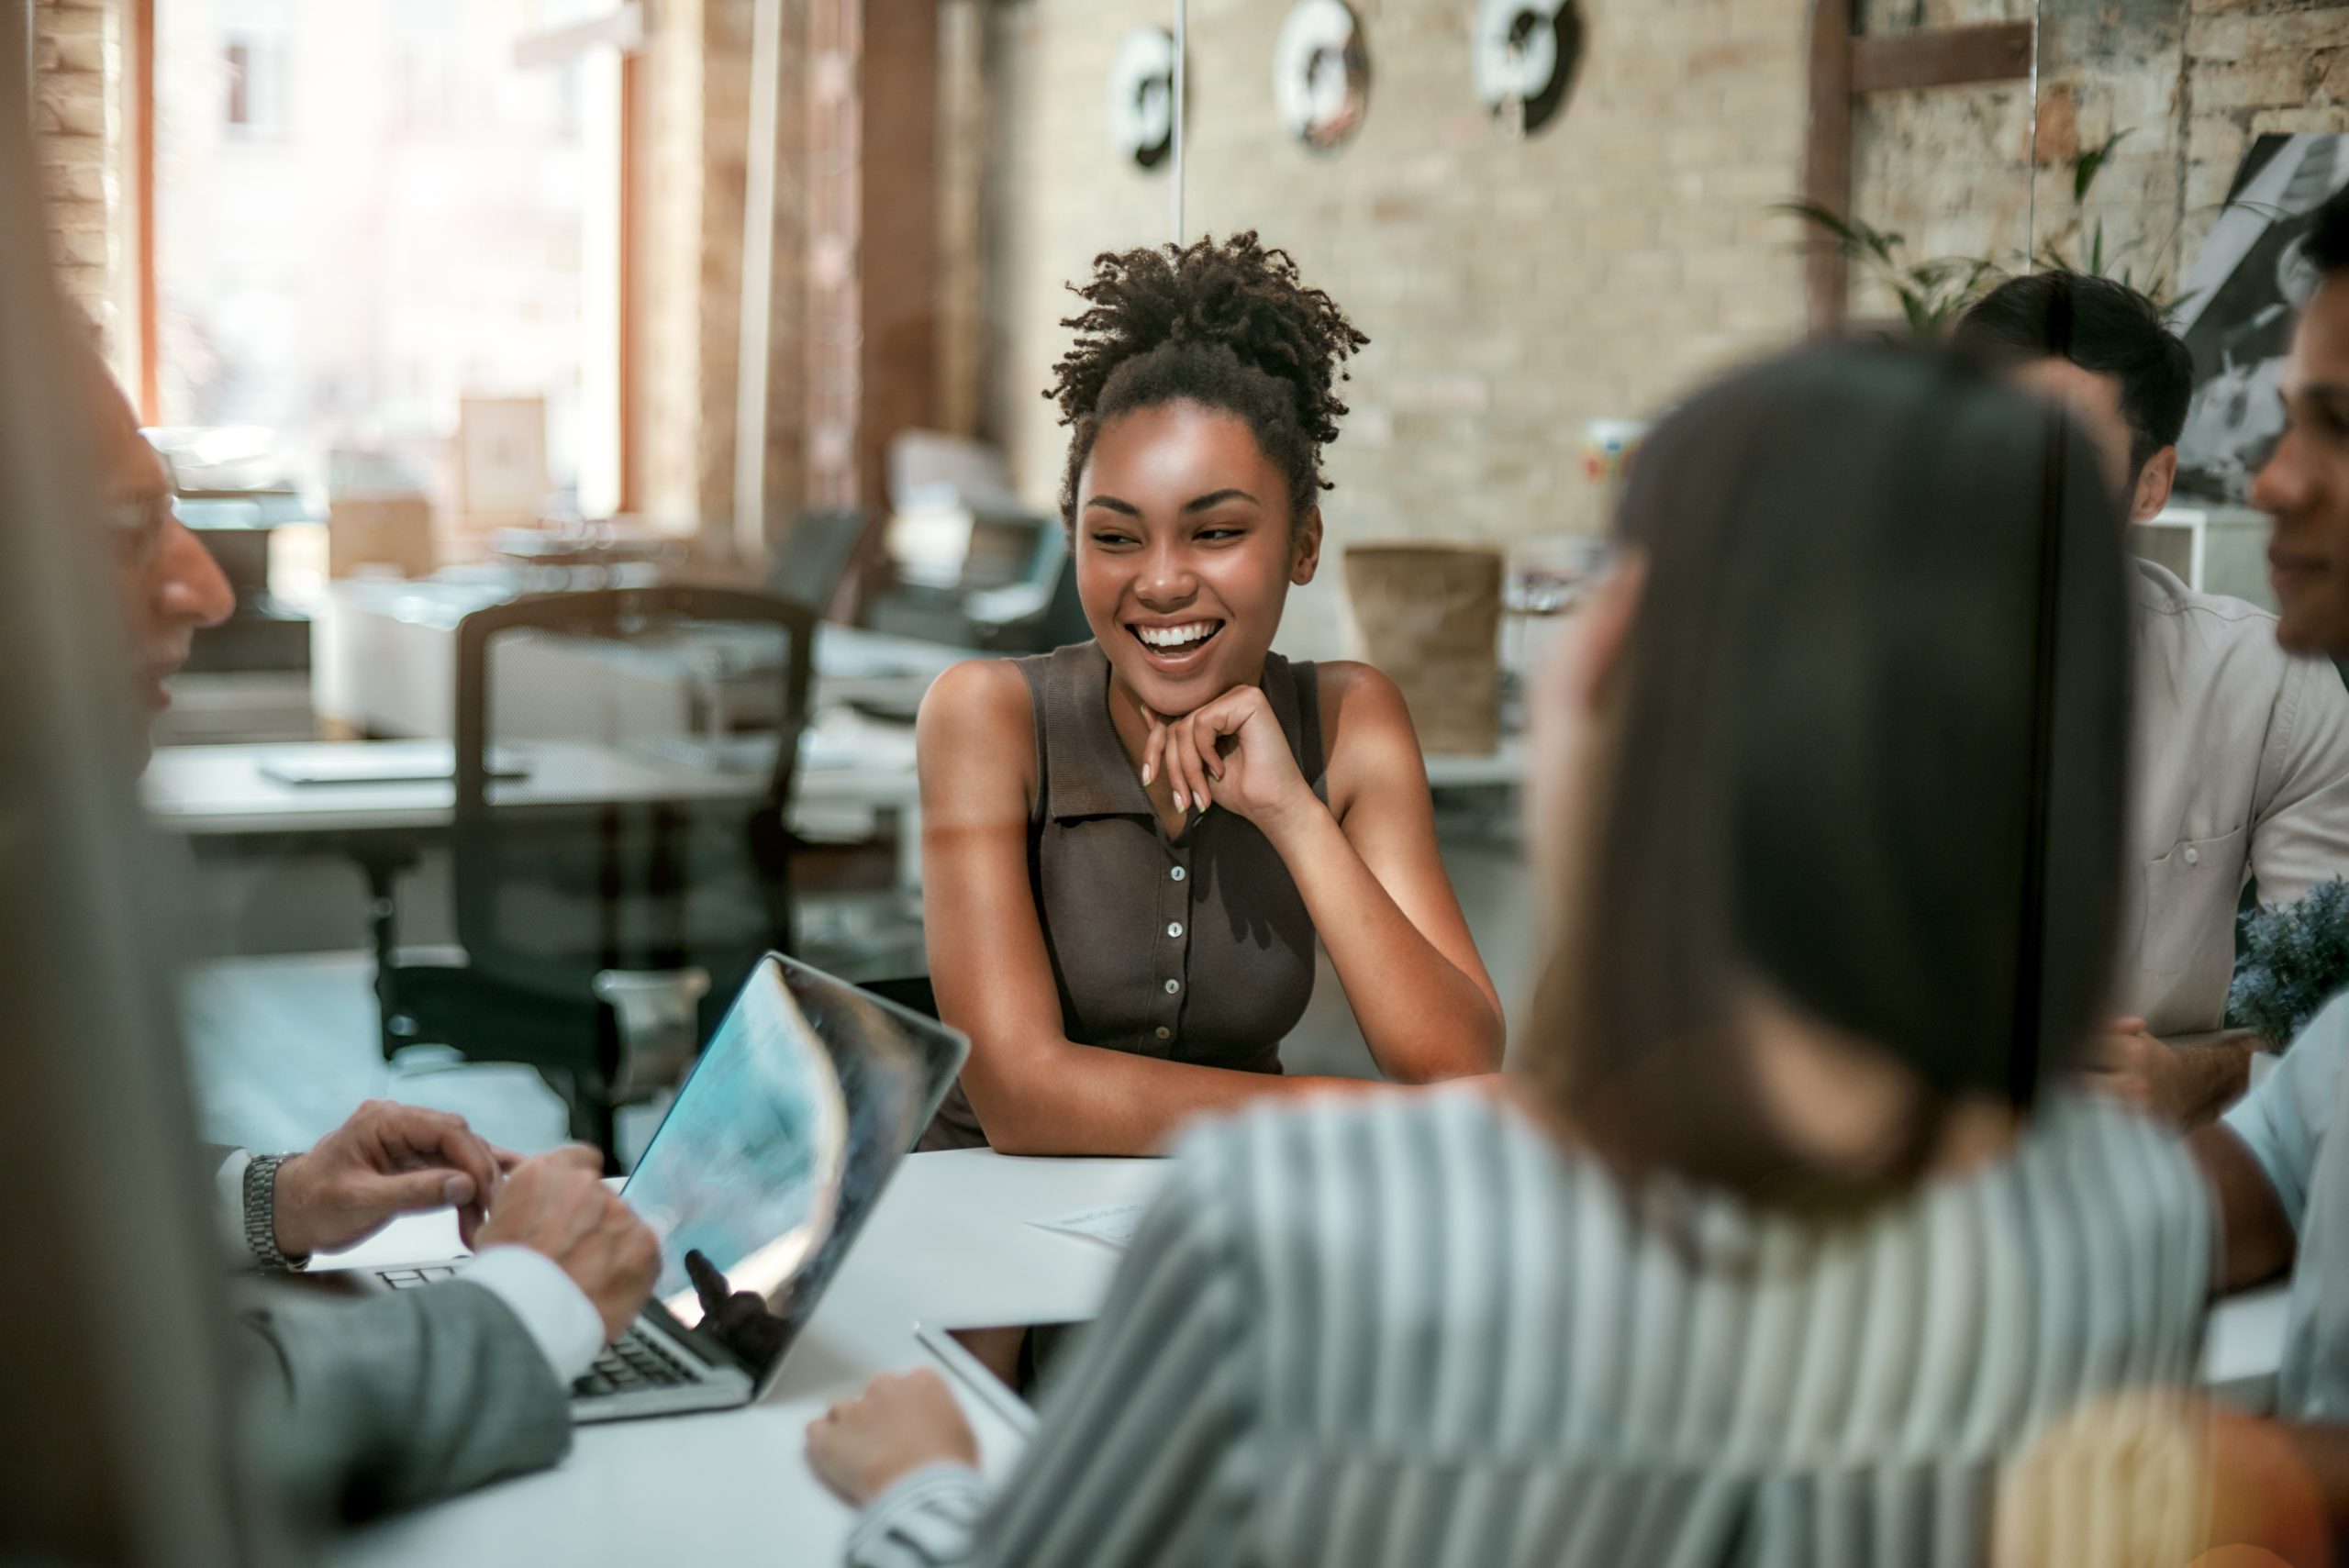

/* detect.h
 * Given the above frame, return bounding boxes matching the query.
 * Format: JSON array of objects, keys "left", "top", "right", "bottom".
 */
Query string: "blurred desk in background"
[
  {"left": 146, "top": 718, "right": 918, "bottom": 835},
  {"left": 1421, "top": 739, "right": 1526, "bottom": 791}
]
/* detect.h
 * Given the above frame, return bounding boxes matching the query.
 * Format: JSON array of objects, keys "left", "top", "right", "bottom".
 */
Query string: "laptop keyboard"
[
  {"left": 377, "top": 1264, "right": 462, "bottom": 1289},
  {"left": 373, "top": 1264, "right": 697, "bottom": 1402},
  {"left": 572, "top": 1327, "right": 699, "bottom": 1399}
]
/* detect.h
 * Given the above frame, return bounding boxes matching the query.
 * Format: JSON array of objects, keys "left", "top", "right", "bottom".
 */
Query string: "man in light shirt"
[
  {"left": 77, "top": 329, "right": 658, "bottom": 1515},
  {"left": 1955, "top": 272, "right": 2349, "bottom": 1125}
]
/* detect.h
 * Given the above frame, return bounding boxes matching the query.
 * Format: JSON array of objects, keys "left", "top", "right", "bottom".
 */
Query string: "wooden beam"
[
  {"left": 1851, "top": 20, "right": 2033, "bottom": 96},
  {"left": 1801, "top": 0, "right": 1853, "bottom": 338},
  {"left": 859, "top": 0, "right": 940, "bottom": 517},
  {"left": 617, "top": 48, "right": 640, "bottom": 516},
  {"left": 134, "top": 0, "right": 158, "bottom": 421},
  {"left": 513, "top": 3, "right": 646, "bottom": 71}
]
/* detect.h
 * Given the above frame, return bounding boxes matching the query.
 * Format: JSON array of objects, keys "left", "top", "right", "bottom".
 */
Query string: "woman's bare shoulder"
[
  {"left": 1310, "top": 661, "right": 1425, "bottom": 808},
  {"left": 1312, "top": 660, "right": 1418, "bottom": 751},
  {"left": 917, "top": 659, "right": 1037, "bottom": 783}
]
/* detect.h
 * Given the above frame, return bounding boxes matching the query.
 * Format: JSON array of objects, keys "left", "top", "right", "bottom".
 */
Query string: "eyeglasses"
[
  {"left": 97, "top": 492, "right": 180, "bottom": 572},
  {"left": 99, "top": 450, "right": 183, "bottom": 571}
]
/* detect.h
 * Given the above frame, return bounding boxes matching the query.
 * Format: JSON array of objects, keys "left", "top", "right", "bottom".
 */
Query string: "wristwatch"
[{"left": 242, "top": 1152, "right": 308, "bottom": 1273}]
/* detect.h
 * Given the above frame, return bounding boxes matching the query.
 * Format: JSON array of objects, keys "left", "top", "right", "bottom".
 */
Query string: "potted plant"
[{"left": 2230, "top": 879, "right": 2349, "bottom": 1049}]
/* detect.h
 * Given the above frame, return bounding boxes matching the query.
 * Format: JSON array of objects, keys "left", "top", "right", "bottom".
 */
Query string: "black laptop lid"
[{"left": 619, "top": 953, "right": 967, "bottom": 1391}]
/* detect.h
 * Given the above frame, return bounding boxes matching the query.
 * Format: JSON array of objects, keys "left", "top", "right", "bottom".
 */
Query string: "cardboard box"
[{"left": 328, "top": 493, "right": 436, "bottom": 579}]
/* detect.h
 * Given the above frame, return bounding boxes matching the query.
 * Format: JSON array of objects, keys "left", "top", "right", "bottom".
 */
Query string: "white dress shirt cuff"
[
  {"left": 463, "top": 1245, "right": 606, "bottom": 1385},
  {"left": 215, "top": 1148, "right": 252, "bottom": 1255},
  {"left": 844, "top": 1462, "right": 988, "bottom": 1568}
]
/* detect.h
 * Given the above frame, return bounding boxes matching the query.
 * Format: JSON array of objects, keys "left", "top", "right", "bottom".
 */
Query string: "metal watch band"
[{"left": 242, "top": 1152, "right": 307, "bottom": 1273}]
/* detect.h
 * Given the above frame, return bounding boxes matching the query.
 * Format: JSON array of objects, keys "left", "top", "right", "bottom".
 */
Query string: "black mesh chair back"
[
  {"left": 768, "top": 507, "right": 870, "bottom": 616},
  {"left": 382, "top": 584, "right": 815, "bottom": 1162}
]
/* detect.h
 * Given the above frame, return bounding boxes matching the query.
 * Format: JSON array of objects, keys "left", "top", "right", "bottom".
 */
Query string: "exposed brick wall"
[
  {"left": 1849, "top": 0, "right": 2349, "bottom": 324},
  {"left": 29, "top": 0, "right": 128, "bottom": 362},
  {"left": 981, "top": 0, "right": 1813, "bottom": 658}
]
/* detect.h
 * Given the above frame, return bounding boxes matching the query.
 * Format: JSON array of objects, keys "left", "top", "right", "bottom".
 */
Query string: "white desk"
[
  {"left": 143, "top": 716, "right": 923, "bottom": 888},
  {"left": 316, "top": 1146, "right": 2286, "bottom": 1564},
  {"left": 1422, "top": 738, "right": 1525, "bottom": 791},
  {"left": 327, "top": 1150, "right": 1166, "bottom": 1566}
]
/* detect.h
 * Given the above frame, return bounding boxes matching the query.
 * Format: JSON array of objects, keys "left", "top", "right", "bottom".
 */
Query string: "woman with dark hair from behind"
[
  {"left": 810, "top": 345, "right": 2215, "bottom": 1566},
  {"left": 914, "top": 233, "right": 1502, "bottom": 1157}
]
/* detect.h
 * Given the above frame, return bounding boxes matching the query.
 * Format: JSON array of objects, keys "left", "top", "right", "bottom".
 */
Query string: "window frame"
[{"left": 128, "top": 0, "right": 641, "bottom": 514}]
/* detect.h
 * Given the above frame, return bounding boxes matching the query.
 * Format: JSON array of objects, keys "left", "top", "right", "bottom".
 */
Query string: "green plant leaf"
[
  {"left": 2075, "top": 128, "right": 2129, "bottom": 205},
  {"left": 1773, "top": 200, "right": 1880, "bottom": 261}
]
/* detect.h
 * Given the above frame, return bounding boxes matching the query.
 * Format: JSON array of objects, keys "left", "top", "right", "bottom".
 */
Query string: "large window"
[{"left": 150, "top": 0, "right": 624, "bottom": 521}]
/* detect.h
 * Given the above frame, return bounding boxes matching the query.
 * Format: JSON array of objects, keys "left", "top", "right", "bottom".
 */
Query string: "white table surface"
[
  {"left": 1420, "top": 738, "right": 1526, "bottom": 790},
  {"left": 317, "top": 1140, "right": 2288, "bottom": 1566},
  {"left": 145, "top": 722, "right": 920, "bottom": 840},
  {"left": 328, "top": 1149, "right": 1168, "bottom": 1567}
]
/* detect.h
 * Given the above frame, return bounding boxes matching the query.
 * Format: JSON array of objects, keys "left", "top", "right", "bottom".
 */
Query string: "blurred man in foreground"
[
  {"left": 78, "top": 330, "right": 659, "bottom": 1518},
  {"left": 2170, "top": 184, "right": 2349, "bottom": 1528},
  {"left": 1954, "top": 272, "right": 2349, "bottom": 1126}
]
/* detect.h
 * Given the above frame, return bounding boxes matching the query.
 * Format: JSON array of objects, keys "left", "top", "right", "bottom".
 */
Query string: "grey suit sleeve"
[{"left": 234, "top": 1277, "right": 573, "bottom": 1520}]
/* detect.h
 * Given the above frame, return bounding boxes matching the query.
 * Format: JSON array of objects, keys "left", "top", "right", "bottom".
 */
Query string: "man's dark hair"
[
  {"left": 1046, "top": 231, "right": 1368, "bottom": 530},
  {"left": 2307, "top": 183, "right": 2349, "bottom": 280},
  {"left": 1952, "top": 272, "right": 2192, "bottom": 480}
]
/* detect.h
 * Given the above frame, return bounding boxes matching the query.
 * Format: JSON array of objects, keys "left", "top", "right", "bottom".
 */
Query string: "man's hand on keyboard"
[
  {"left": 273, "top": 1100, "right": 520, "bottom": 1258},
  {"left": 473, "top": 1145, "right": 660, "bottom": 1341}
]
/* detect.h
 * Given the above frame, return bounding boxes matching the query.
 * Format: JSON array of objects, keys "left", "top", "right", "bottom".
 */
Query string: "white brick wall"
[
  {"left": 30, "top": 0, "right": 126, "bottom": 358},
  {"left": 981, "top": 0, "right": 1814, "bottom": 659}
]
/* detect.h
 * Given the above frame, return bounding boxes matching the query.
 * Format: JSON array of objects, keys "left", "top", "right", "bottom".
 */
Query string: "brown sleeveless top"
[{"left": 921, "top": 640, "right": 1329, "bottom": 1149}]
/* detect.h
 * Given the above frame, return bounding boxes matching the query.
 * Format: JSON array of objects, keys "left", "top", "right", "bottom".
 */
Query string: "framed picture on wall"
[
  {"left": 456, "top": 395, "right": 549, "bottom": 527},
  {"left": 2174, "top": 134, "right": 2349, "bottom": 504}
]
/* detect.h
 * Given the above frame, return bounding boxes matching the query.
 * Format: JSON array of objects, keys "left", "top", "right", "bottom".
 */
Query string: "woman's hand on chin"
[{"left": 1141, "top": 684, "right": 1319, "bottom": 833}]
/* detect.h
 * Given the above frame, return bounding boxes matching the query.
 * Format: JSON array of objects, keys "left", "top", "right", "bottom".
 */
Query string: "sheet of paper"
[{"left": 1026, "top": 1203, "right": 1149, "bottom": 1251}]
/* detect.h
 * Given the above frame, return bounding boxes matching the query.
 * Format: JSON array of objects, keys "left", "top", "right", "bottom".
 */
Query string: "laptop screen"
[{"left": 618, "top": 954, "right": 967, "bottom": 1388}]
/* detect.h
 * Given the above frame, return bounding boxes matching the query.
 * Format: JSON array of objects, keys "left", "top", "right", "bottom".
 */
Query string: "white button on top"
[
  {"left": 1164, "top": 978, "right": 1182, "bottom": 995},
  {"left": 1166, "top": 921, "right": 1184, "bottom": 939},
  {"left": 2184, "top": 846, "right": 2200, "bottom": 866},
  {"left": 1154, "top": 1026, "right": 1172, "bottom": 1040},
  {"left": 1170, "top": 865, "right": 1186, "bottom": 882}
]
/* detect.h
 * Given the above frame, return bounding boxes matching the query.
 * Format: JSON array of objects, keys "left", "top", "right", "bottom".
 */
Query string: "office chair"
[
  {"left": 374, "top": 585, "right": 816, "bottom": 1166},
  {"left": 768, "top": 507, "right": 871, "bottom": 618},
  {"left": 972, "top": 548, "right": 1091, "bottom": 654}
]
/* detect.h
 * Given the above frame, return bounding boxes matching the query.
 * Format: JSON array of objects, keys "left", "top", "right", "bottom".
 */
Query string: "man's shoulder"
[
  {"left": 2133, "top": 560, "right": 2308, "bottom": 699},
  {"left": 2135, "top": 559, "right": 2281, "bottom": 638}
]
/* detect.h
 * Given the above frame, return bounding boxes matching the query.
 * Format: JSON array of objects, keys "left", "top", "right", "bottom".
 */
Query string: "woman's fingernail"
[
  {"left": 1174, "top": 790, "right": 1186, "bottom": 811},
  {"left": 444, "top": 1174, "right": 473, "bottom": 1206},
  {"left": 1141, "top": 763, "right": 1153, "bottom": 786}
]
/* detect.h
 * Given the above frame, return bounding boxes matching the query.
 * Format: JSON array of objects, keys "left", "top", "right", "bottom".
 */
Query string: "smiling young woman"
[{"left": 913, "top": 233, "right": 1504, "bottom": 1156}]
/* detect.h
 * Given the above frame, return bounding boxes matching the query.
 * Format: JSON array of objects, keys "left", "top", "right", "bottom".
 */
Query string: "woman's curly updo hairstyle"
[{"left": 1046, "top": 231, "right": 1368, "bottom": 534}]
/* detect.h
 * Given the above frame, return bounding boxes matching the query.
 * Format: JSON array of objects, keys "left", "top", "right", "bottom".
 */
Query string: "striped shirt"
[{"left": 847, "top": 1085, "right": 2212, "bottom": 1568}]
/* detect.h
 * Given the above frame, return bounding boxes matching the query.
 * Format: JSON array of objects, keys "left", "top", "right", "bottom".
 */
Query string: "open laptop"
[{"left": 343, "top": 953, "right": 966, "bottom": 1423}]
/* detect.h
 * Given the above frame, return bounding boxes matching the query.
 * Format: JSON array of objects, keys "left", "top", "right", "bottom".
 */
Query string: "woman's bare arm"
[
  {"left": 917, "top": 660, "right": 1376, "bottom": 1157},
  {"left": 1253, "top": 663, "right": 1505, "bottom": 1080}
]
